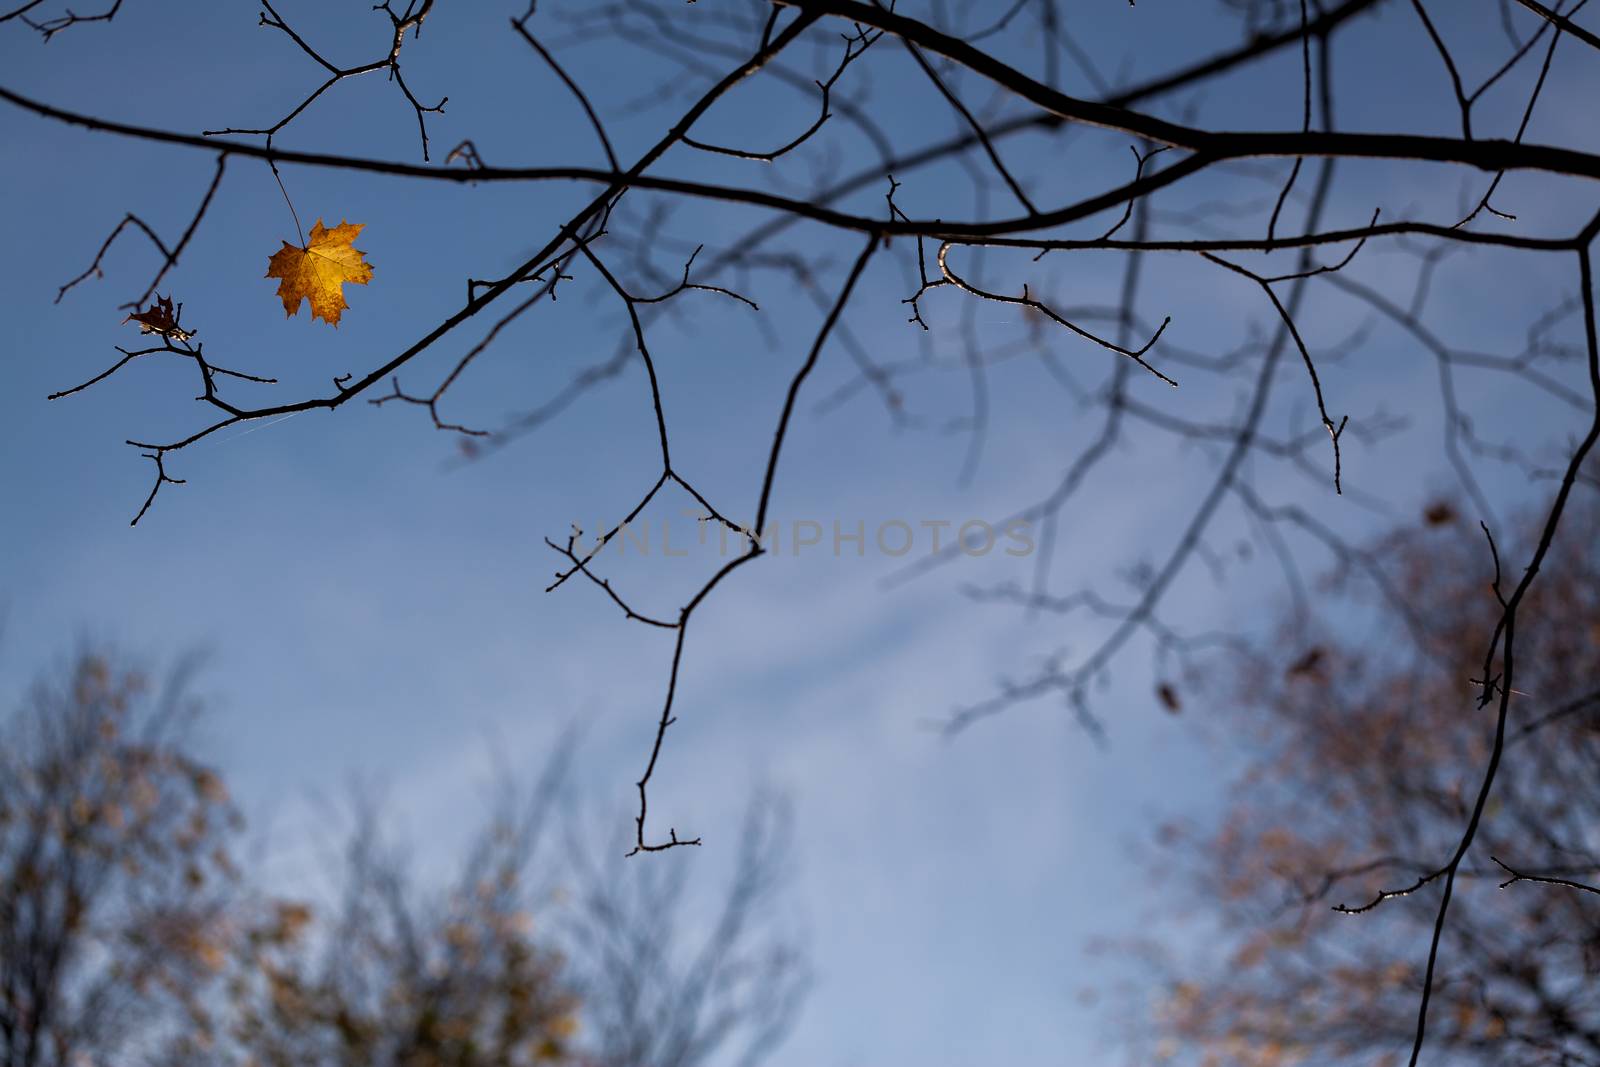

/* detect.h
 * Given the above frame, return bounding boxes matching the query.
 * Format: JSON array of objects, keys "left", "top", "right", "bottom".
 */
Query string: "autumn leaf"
[
  {"left": 123, "top": 294, "right": 192, "bottom": 341},
  {"left": 265, "top": 219, "right": 373, "bottom": 326},
  {"left": 1156, "top": 682, "right": 1182, "bottom": 714}
]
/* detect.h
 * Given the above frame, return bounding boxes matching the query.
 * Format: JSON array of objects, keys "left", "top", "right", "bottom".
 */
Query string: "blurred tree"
[
  {"left": 0, "top": 650, "right": 238, "bottom": 1067},
  {"left": 0, "top": 652, "right": 806, "bottom": 1067},
  {"left": 1141, "top": 497, "right": 1600, "bottom": 1067},
  {"left": 562, "top": 793, "right": 807, "bottom": 1067},
  {"left": 220, "top": 774, "right": 805, "bottom": 1067},
  {"left": 221, "top": 788, "right": 581, "bottom": 1067}
]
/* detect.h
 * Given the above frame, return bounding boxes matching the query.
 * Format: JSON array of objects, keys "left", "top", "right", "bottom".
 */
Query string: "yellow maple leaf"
[{"left": 265, "top": 219, "right": 374, "bottom": 326}]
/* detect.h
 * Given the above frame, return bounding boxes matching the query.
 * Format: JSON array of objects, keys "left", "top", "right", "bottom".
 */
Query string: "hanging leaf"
[{"left": 265, "top": 219, "right": 374, "bottom": 326}]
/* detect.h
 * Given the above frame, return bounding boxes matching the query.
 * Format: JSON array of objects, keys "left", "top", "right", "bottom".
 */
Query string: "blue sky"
[{"left": 3, "top": 2, "right": 1599, "bottom": 1064}]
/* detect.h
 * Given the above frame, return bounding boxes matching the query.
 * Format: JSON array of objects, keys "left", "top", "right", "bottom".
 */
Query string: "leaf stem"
[{"left": 266, "top": 134, "right": 306, "bottom": 247}]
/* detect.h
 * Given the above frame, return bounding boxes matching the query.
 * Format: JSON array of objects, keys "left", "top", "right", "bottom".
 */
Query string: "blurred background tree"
[
  {"left": 0, "top": 650, "right": 237, "bottom": 1067},
  {"left": 218, "top": 784, "right": 581, "bottom": 1067},
  {"left": 0, "top": 649, "right": 805, "bottom": 1067},
  {"left": 1137, "top": 494, "right": 1600, "bottom": 1067},
  {"left": 560, "top": 794, "right": 806, "bottom": 1067}
]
